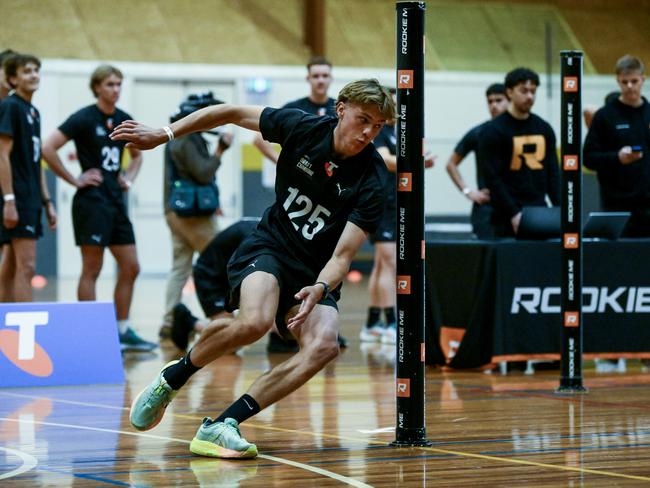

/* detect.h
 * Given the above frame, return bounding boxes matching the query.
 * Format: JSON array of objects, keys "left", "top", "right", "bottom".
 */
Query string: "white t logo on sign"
[{"left": 5, "top": 312, "right": 49, "bottom": 360}]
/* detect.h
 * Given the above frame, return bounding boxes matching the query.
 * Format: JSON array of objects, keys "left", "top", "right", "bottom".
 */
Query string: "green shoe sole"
[{"left": 190, "top": 438, "right": 258, "bottom": 459}]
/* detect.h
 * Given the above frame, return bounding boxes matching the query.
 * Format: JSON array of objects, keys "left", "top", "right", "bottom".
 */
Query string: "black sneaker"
[
  {"left": 171, "top": 303, "right": 198, "bottom": 350},
  {"left": 337, "top": 334, "right": 348, "bottom": 348},
  {"left": 267, "top": 331, "right": 299, "bottom": 353}
]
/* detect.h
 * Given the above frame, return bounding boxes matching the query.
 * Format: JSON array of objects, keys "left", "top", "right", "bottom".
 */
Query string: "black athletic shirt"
[
  {"left": 0, "top": 93, "right": 42, "bottom": 210},
  {"left": 478, "top": 111, "right": 560, "bottom": 219},
  {"left": 584, "top": 97, "right": 650, "bottom": 210},
  {"left": 195, "top": 219, "right": 259, "bottom": 279},
  {"left": 59, "top": 105, "right": 132, "bottom": 203},
  {"left": 251, "top": 107, "right": 384, "bottom": 272},
  {"left": 372, "top": 124, "right": 396, "bottom": 204},
  {"left": 454, "top": 121, "right": 489, "bottom": 189},
  {"left": 282, "top": 97, "right": 337, "bottom": 117}
]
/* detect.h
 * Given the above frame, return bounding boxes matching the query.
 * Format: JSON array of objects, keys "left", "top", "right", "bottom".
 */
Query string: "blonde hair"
[
  {"left": 90, "top": 64, "right": 123, "bottom": 97},
  {"left": 337, "top": 79, "right": 395, "bottom": 121}
]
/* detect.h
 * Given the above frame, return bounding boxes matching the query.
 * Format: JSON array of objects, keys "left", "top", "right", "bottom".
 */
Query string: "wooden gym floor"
[{"left": 2, "top": 277, "right": 650, "bottom": 486}]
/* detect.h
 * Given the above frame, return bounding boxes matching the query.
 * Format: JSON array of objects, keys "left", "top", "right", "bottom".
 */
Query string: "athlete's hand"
[
  {"left": 3, "top": 200, "right": 18, "bottom": 229},
  {"left": 619, "top": 146, "right": 643, "bottom": 165},
  {"left": 117, "top": 174, "right": 132, "bottom": 191},
  {"left": 110, "top": 120, "right": 167, "bottom": 150},
  {"left": 287, "top": 284, "right": 325, "bottom": 330},
  {"left": 424, "top": 152, "right": 436, "bottom": 168},
  {"left": 76, "top": 168, "right": 103, "bottom": 188},
  {"left": 511, "top": 211, "right": 522, "bottom": 234},
  {"left": 469, "top": 188, "right": 491, "bottom": 205},
  {"left": 45, "top": 201, "right": 57, "bottom": 229}
]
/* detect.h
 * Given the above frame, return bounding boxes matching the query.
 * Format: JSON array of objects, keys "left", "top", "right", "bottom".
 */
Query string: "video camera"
[{"left": 170, "top": 91, "right": 224, "bottom": 123}]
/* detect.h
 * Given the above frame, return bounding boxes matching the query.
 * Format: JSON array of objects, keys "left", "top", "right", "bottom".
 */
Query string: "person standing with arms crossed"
[
  {"left": 111, "top": 78, "right": 393, "bottom": 459},
  {"left": 42, "top": 64, "right": 156, "bottom": 352},
  {"left": 0, "top": 53, "right": 56, "bottom": 302}
]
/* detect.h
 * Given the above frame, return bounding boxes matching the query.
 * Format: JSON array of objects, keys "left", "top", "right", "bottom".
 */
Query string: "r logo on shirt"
[{"left": 324, "top": 161, "right": 338, "bottom": 177}]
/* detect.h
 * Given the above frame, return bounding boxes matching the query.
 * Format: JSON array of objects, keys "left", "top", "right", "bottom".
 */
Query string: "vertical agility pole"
[
  {"left": 557, "top": 50, "right": 587, "bottom": 393},
  {"left": 393, "top": 1, "right": 431, "bottom": 446}
]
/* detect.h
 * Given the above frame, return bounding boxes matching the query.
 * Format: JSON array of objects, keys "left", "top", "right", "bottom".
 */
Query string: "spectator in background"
[
  {"left": 0, "top": 49, "right": 17, "bottom": 101},
  {"left": 253, "top": 55, "right": 343, "bottom": 352},
  {"left": 361, "top": 87, "right": 434, "bottom": 344},
  {"left": 0, "top": 53, "right": 56, "bottom": 302},
  {"left": 479, "top": 67, "right": 560, "bottom": 238},
  {"left": 446, "top": 83, "right": 509, "bottom": 238},
  {"left": 171, "top": 219, "right": 259, "bottom": 350},
  {"left": 253, "top": 56, "right": 336, "bottom": 164},
  {"left": 584, "top": 55, "right": 650, "bottom": 237},
  {"left": 159, "top": 92, "right": 232, "bottom": 340},
  {"left": 42, "top": 64, "right": 154, "bottom": 352}
]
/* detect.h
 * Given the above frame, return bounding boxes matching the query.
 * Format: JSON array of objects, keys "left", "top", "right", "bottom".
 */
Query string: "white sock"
[{"left": 117, "top": 319, "right": 131, "bottom": 335}]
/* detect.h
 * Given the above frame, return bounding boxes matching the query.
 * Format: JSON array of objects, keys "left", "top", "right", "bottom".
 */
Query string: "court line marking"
[
  {"left": 4, "top": 392, "right": 650, "bottom": 481},
  {"left": 0, "top": 417, "right": 371, "bottom": 488},
  {"left": 0, "top": 446, "right": 38, "bottom": 480}
]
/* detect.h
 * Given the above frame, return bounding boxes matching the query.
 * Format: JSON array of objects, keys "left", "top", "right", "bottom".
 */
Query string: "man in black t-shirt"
[
  {"left": 445, "top": 83, "right": 508, "bottom": 238},
  {"left": 0, "top": 53, "right": 56, "bottom": 302},
  {"left": 170, "top": 218, "right": 259, "bottom": 350},
  {"left": 478, "top": 68, "right": 560, "bottom": 237},
  {"left": 112, "top": 78, "right": 393, "bottom": 459},
  {"left": 584, "top": 55, "right": 650, "bottom": 237},
  {"left": 253, "top": 56, "right": 335, "bottom": 164},
  {"left": 42, "top": 64, "right": 155, "bottom": 352}
]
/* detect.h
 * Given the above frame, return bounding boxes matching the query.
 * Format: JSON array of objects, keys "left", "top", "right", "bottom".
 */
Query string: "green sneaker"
[
  {"left": 120, "top": 327, "right": 158, "bottom": 352},
  {"left": 130, "top": 360, "right": 179, "bottom": 431},
  {"left": 190, "top": 417, "right": 258, "bottom": 459}
]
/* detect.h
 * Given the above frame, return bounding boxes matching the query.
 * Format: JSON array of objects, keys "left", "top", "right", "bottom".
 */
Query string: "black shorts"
[
  {"left": 72, "top": 193, "right": 135, "bottom": 246},
  {"left": 0, "top": 207, "right": 42, "bottom": 241},
  {"left": 228, "top": 251, "right": 339, "bottom": 339},
  {"left": 369, "top": 197, "right": 396, "bottom": 244},
  {"left": 193, "top": 263, "right": 230, "bottom": 317}
]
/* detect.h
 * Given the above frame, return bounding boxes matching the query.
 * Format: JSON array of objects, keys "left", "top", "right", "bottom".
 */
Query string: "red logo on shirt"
[{"left": 324, "top": 161, "right": 338, "bottom": 177}]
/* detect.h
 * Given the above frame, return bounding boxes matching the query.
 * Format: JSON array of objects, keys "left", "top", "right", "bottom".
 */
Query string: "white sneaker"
[
  {"left": 360, "top": 322, "right": 385, "bottom": 342},
  {"left": 381, "top": 323, "right": 397, "bottom": 345}
]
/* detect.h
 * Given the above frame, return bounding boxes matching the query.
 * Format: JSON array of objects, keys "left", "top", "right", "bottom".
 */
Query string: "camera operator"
[{"left": 159, "top": 92, "right": 232, "bottom": 339}]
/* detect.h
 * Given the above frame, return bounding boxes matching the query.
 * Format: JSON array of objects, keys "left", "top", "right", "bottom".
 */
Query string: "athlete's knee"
[
  {"left": 120, "top": 260, "right": 140, "bottom": 280},
  {"left": 14, "top": 259, "right": 36, "bottom": 280},
  {"left": 306, "top": 336, "right": 340, "bottom": 366},
  {"left": 237, "top": 313, "right": 274, "bottom": 342}
]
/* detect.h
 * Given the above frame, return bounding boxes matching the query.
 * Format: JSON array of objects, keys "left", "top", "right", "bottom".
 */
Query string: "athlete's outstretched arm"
[
  {"left": 288, "top": 221, "right": 368, "bottom": 329},
  {"left": 110, "top": 104, "right": 264, "bottom": 150}
]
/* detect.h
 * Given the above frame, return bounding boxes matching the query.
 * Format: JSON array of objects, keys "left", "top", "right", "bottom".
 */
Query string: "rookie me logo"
[{"left": 0, "top": 312, "right": 52, "bottom": 376}]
